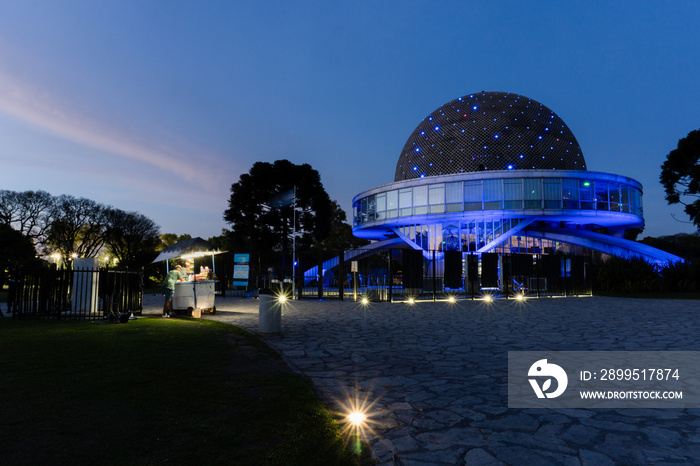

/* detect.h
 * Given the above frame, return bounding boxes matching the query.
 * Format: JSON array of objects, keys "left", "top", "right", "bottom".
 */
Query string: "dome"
[{"left": 395, "top": 91, "right": 586, "bottom": 181}]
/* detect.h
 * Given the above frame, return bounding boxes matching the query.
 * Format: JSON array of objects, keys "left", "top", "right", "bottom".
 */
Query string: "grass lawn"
[{"left": 0, "top": 316, "right": 373, "bottom": 465}]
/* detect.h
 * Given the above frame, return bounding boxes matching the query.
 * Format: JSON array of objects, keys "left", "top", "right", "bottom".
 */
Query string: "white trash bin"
[{"left": 258, "top": 288, "right": 281, "bottom": 334}]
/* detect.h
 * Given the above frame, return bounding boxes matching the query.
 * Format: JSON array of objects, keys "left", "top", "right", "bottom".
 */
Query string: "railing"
[
  {"left": 9, "top": 267, "right": 143, "bottom": 320},
  {"left": 230, "top": 249, "right": 591, "bottom": 302}
]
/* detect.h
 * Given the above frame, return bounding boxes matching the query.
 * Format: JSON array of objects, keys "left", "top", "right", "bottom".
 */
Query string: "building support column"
[{"left": 432, "top": 249, "right": 437, "bottom": 301}]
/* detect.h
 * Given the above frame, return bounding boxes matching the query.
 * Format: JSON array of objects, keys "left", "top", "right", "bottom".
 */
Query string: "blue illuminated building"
[{"left": 352, "top": 92, "right": 682, "bottom": 270}]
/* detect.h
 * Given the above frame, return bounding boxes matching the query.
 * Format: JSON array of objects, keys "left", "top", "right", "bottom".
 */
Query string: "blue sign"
[{"left": 233, "top": 253, "right": 250, "bottom": 286}]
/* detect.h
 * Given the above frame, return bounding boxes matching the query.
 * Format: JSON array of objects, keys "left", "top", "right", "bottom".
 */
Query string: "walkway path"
[{"left": 141, "top": 295, "right": 700, "bottom": 465}]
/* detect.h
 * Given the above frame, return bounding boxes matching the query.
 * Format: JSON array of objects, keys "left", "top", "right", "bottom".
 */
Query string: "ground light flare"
[
  {"left": 335, "top": 389, "right": 381, "bottom": 456},
  {"left": 347, "top": 411, "right": 367, "bottom": 426}
]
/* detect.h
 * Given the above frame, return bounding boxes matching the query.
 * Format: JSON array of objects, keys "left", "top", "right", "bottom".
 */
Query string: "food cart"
[{"left": 152, "top": 237, "right": 226, "bottom": 317}]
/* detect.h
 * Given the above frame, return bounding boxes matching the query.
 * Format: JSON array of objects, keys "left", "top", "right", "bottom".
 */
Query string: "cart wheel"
[
  {"left": 209, "top": 306, "right": 216, "bottom": 315},
  {"left": 187, "top": 307, "right": 194, "bottom": 316}
]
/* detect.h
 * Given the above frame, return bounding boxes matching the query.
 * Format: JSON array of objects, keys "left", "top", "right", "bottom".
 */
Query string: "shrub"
[
  {"left": 593, "top": 256, "right": 665, "bottom": 293},
  {"left": 660, "top": 261, "right": 700, "bottom": 293}
]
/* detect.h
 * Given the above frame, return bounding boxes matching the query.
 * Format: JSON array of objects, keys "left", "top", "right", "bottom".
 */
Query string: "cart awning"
[{"left": 152, "top": 237, "right": 226, "bottom": 262}]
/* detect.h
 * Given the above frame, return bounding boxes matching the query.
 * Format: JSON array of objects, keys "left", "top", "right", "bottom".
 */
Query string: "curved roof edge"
[{"left": 523, "top": 226, "right": 684, "bottom": 267}]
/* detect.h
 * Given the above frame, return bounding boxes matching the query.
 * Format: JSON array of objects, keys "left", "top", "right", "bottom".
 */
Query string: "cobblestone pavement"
[{"left": 141, "top": 295, "right": 700, "bottom": 465}]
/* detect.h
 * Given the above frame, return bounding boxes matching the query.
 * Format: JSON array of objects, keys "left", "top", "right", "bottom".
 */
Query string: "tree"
[
  {"left": 224, "top": 160, "right": 333, "bottom": 255},
  {"left": 206, "top": 231, "right": 228, "bottom": 251},
  {"left": 311, "top": 201, "right": 369, "bottom": 252},
  {"left": 660, "top": 129, "right": 700, "bottom": 227},
  {"left": 103, "top": 209, "right": 161, "bottom": 267},
  {"left": 0, "top": 223, "right": 37, "bottom": 286},
  {"left": 158, "top": 233, "right": 192, "bottom": 250},
  {"left": 0, "top": 190, "right": 56, "bottom": 252},
  {"left": 46, "top": 195, "right": 107, "bottom": 260},
  {"left": 640, "top": 233, "right": 700, "bottom": 262},
  {"left": 1, "top": 190, "right": 161, "bottom": 266}
]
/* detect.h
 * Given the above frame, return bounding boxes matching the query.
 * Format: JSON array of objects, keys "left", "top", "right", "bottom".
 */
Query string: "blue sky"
[{"left": 0, "top": 1, "right": 698, "bottom": 239}]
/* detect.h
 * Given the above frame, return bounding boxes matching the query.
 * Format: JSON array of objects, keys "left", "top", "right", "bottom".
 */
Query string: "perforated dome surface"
[{"left": 395, "top": 91, "right": 586, "bottom": 181}]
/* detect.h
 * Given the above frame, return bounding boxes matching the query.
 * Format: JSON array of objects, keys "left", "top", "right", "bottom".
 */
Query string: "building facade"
[{"left": 347, "top": 92, "right": 680, "bottom": 298}]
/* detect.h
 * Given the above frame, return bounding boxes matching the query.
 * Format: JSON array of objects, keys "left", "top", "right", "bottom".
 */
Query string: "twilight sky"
[{"left": 0, "top": 1, "right": 698, "bottom": 240}]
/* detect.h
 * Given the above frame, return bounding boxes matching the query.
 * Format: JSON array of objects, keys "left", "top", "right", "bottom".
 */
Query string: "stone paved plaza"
[{"left": 141, "top": 295, "right": 700, "bottom": 465}]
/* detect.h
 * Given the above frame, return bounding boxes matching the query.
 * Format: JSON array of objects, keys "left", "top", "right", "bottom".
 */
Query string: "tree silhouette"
[
  {"left": 158, "top": 233, "right": 192, "bottom": 250},
  {"left": 1, "top": 189, "right": 162, "bottom": 265},
  {"left": 224, "top": 160, "right": 333, "bottom": 255},
  {"left": 103, "top": 209, "right": 161, "bottom": 267},
  {"left": 0, "top": 190, "right": 56, "bottom": 252},
  {"left": 0, "top": 223, "right": 36, "bottom": 285},
  {"left": 310, "top": 201, "right": 369, "bottom": 252},
  {"left": 46, "top": 195, "right": 107, "bottom": 260},
  {"left": 660, "top": 129, "right": 700, "bottom": 227}
]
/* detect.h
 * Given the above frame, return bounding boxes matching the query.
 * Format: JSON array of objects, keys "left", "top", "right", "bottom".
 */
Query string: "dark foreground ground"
[{"left": 141, "top": 294, "right": 700, "bottom": 465}]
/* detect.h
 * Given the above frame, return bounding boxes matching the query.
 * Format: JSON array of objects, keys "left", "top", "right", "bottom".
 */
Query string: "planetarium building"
[{"left": 347, "top": 91, "right": 681, "bottom": 298}]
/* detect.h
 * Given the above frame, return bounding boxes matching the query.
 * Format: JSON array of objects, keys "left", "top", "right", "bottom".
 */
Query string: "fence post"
[
  {"left": 502, "top": 254, "right": 510, "bottom": 299},
  {"left": 536, "top": 255, "right": 541, "bottom": 298},
  {"left": 388, "top": 249, "right": 393, "bottom": 303},
  {"left": 296, "top": 253, "right": 303, "bottom": 300},
  {"left": 432, "top": 249, "right": 437, "bottom": 302},
  {"left": 338, "top": 250, "right": 345, "bottom": 301},
  {"left": 317, "top": 255, "right": 323, "bottom": 299}
]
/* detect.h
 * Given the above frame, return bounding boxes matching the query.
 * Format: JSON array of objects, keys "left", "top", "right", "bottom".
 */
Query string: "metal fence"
[
  {"left": 230, "top": 249, "right": 592, "bottom": 301},
  {"left": 9, "top": 267, "right": 144, "bottom": 320}
]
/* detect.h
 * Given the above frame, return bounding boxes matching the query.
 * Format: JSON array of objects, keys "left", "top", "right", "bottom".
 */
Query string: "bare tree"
[
  {"left": 1, "top": 190, "right": 163, "bottom": 264},
  {"left": 103, "top": 208, "right": 161, "bottom": 267},
  {"left": 47, "top": 195, "right": 107, "bottom": 260},
  {"left": 0, "top": 190, "right": 56, "bottom": 250},
  {"left": 0, "top": 190, "right": 19, "bottom": 225}
]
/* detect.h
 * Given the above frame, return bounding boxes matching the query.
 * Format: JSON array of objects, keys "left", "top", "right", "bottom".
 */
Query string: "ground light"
[
  {"left": 482, "top": 294, "right": 493, "bottom": 303},
  {"left": 447, "top": 296, "right": 456, "bottom": 303},
  {"left": 407, "top": 297, "right": 415, "bottom": 305},
  {"left": 337, "top": 391, "right": 378, "bottom": 457},
  {"left": 346, "top": 410, "right": 368, "bottom": 455},
  {"left": 361, "top": 296, "right": 369, "bottom": 305},
  {"left": 515, "top": 293, "right": 526, "bottom": 302},
  {"left": 347, "top": 411, "right": 367, "bottom": 426}
]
